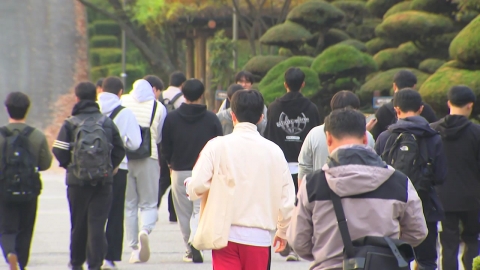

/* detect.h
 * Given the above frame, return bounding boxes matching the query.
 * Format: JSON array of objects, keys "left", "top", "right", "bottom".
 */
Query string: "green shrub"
[
  {"left": 88, "top": 24, "right": 96, "bottom": 37},
  {"left": 286, "top": 0, "right": 345, "bottom": 30},
  {"left": 375, "top": 11, "right": 454, "bottom": 44},
  {"left": 90, "top": 66, "right": 109, "bottom": 81},
  {"left": 90, "top": 48, "right": 122, "bottom": 66},
  {"left": 94, "top": 20, "right": 121, "bottom": 36},
  {"left": 419, "top": 66, "right": 480, "bottom": 116},
  {"left": 324, "top": 28, "right": 351, "bottom": 47},
  {"left": 367, "top": 0, "right": 403, "bottom": 18},
  {"left": 449, "top": 15, "right": 480, "bottom": 64},
  {"left": 409, "top": 0, "right": 457, "bottom": 14},
  {"left": 374, "top": 48, "right": 408, "bottom": 70},
  {"left": 278, "top": 48, "right": 293, "bottom": 57},
  {"left": 259, "top": 56, "right": 314, "bottom": 90},
  {"left": 346, "top": 18, "right": 382, "bottom": 42},
  {"left": 107, "top": 64, "right": 144, "bottom": 90},
  {"left": 311, "top": 44, "right": 378, "bottom": 81},
  {"left": 397, "top": 42, "right": 426, "bottom": 66},
  {"left": 384, "top": 1, "right": 412, "bottom": 18},
  {"left": 366, "top": 37, "right": 398, "bottom": 54},
  {"left": 90, "top": 35, "right": 118, "bottom": 48},
  {"left": 260, "top": 21, "right": 313, "bottom": 50},
  {"left": 260, "top": 67, "right": 320, "bottom": 104},
  {"left": 418, "top": 58, "right": 446, "bottom": 74},
  {"left": 338, "top": 39, "right": 367, "bottom": 52},
  {"left": 332, "top": 1, "right": 369, "bottom": 23},
  {"left": 358, "top": 68, "right": 429, "bottom": 104},
  {"left": 473, "top": 256, "right": 480, "bottom": 270},
  {"left": 242, "top": 55, "right": 288, "bottom": 81}
]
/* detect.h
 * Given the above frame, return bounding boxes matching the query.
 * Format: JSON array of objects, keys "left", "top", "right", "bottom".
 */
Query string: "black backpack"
[
  {"left": 159, "top": 92, "right": 182, "bottom": 113},
  {"left": 68, "top": 115, "right": 113, "bottom": 182},
  {"left": 126, "top": 101, "right": 157, "bottom": 160},
  {"left": 0, "top": 126, "right": 41, "bottom": 203},
  {"left": 381, "top": 132, "right": 434, "bottom": 193}
]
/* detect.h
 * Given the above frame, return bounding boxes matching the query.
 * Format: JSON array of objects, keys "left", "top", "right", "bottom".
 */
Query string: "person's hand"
[
  {"left": 184, "top": 177, "right": 192, "bottom": 200},
  {"left": 273, "top": 236, "right": 287, "bottom": 253},
  {"left": 113, "top": 167, "right": 119, "bottom": 176},
  {"left": 366, "top": 118, "right": 377, "bottom": 131}
]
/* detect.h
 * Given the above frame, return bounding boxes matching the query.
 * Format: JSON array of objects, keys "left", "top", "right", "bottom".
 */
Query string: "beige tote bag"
[{"left": 192, "top": 153, "right": 235, "bottom": 250}]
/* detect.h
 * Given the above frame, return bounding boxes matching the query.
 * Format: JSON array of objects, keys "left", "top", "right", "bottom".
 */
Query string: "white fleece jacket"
[{"left": 98, "top": 92, "right": 142, "bottom": 170}]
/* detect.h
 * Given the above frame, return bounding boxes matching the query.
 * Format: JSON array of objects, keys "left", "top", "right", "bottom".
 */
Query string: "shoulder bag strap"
[
  {"left": 109, "top": 105, "right": 125, "bottom": 120},
  {"left": 149, "top": 101, "right": 158, "bottom": 127},
  {"left": 170, "top": 93, "right": 183, "bottom": 108}
]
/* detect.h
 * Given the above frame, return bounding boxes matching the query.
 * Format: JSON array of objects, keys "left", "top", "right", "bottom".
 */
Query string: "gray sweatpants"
[
  {"left": 125, "top": 158, "right": 160, "bottom": 249},
  {"left": 171, "top": 170, "right": 200, "bottom": 252}
]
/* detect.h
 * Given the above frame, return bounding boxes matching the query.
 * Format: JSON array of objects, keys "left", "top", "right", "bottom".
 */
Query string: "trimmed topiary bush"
[
  {"left": 338, "top": 39, "right": 368, "bottom": 52},
  {"left": 384, "top": 1, "right": 412, "bottom": 18},
  {"left": 260, "top": 66, "right": 320, "bottom": 104},
  {"left": 409, "top": 0, "right": 457, "bottom": 14},
  {"left": 94, "top": 20, "right": 121, "bottom": 36},
  {"left": 324, "top": 28, "right": 351, "bottom": 47},
  {"left": 88, "top": 24, "right": 96, "bottom": 37},
  {"left": 418, "top": 58, "right": 446, "bottom": 74},
  {"left": 375, "top": 11, "right": 454, "bottom": 44},
  {"left": 286, "top": 0, "right": 345, "bottom": 30},
  {"left": 311, "top": 44, "right": 378, "bottom": 81},
  {"left": 90, "top": 35, "right": 118, "bottom": 48},
  {"left": 332, "top": 1, "right": 369, "bottom": 23},
  {"left": 346, "top": 18, "right": 382, "bottom": 42},
  {"left": 278, "top": 48, "right": 293, "bottom": 57},
  {"left": 260, "top": 21, "right": 313, "bottom": 52},
  {"left": 242, "top": 55, "right": 288, "bottom": 81},
  {"left": 367, "top": 0, "right": 403, "bottom": 18},
  {"left": 374, "top": 48, "right": 408, "bottom": 70},
  {"left": 259, "top": 56, "right": 314, "bottom": 89},
  {"left": 366, "top": 37, "right": 398, "bottom": 54},
  {"left": 89, "top": 48, "right": 122, "bottom": 67},
  {"left": 449, "top": 14, "right": 480, "bottom": 64}
]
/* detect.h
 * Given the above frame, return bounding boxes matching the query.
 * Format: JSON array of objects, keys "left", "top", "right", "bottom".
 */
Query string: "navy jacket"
[{"left": 375, "top": 116, "right": 447, "bottom": 221}]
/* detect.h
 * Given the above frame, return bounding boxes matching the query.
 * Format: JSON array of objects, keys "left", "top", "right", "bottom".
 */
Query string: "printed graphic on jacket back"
[{"left": 276, "top": 112, "right": 309, "bottom": 142}]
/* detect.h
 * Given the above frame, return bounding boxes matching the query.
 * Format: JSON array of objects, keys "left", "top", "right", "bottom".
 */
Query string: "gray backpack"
[
  {"left": 159, "top": 92, "right": 182, "bottom": 113},
  {"left": 68, "top": 115, "right": 113, "bottom": 182}
]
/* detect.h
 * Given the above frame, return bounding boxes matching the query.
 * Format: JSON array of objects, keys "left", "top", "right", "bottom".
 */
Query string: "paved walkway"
[{"left": 25, "top": 171, "right": 311, "bottom": 269}]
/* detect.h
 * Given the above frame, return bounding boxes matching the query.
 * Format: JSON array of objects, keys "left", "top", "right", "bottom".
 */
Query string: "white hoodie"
[{"left": 98, "top": 92, "right": 142, "bottom": 170}]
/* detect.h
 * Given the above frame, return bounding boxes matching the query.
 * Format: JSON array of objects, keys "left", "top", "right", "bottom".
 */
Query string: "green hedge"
[
  {"left": 449, "top": 15, "right": 480, "bottom": 64},
  {"left": 260, "top": 21, "right": 313, "bottom": 49},
  {"left": 383, "top": 1, "right": 411, "bottom": 18},
  {"left": 367, "top": 0, "right": 403, "bottom": 18},
  {"left": 409, "top": 0, "right": 457, "bottom": 14},
  {"left": 90, "top": 48, "right": 122, "bottom": 67},
  {"left": 338, "top": 39, "right": 367, "bottom": 52},
  {"left": 242, "top": 55, "right": 288, "bottom": 81},
  {"left": 90, "top": 35, "right": 118, "bottom": 48},
  {"left": 286, "top": 0, "right": 345, "bottom": 30},
  {"left": 366, "top": 37, "right": 398, "bottom": 54},
  {"left": 332, "top": 1, "right": 369, "bottom": 23},
  {"left": 324, "top": 28, "right": 351, "bottom": 47},
  {"left": 373, "top": 48, "right": 408, "bottom": 70},
  {"left": 94, "top": 20, "right": 121, "bottom": 36},
  {"left": 259, "top": 56, "right": 314, "bottom": 90},
  {"left": 346, "top": 18, "right": 382, "bottom": 42},
  {"left": 418, "top": 58, "right": 446, "bottom": 74}
]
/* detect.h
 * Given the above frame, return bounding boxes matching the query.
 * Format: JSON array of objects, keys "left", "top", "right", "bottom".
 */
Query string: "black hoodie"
[
  {"left": 264, "top": 91, "right": 321, "bottom": 163},
  {"left": 431, "top": 115, "right": 480, "bottom": 212},
  {"left": 161, "top": 103, "right": 223, "bottom": 171}
]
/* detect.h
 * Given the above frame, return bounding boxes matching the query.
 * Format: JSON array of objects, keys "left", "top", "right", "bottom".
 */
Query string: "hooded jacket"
[
  {"left": 264, "top": 91, "right": 321, "bottom": 164},
  {"left": 375, "top": 116, "right": 447, "bottom": 221},
  {"left": 52, "top": 100, "right": 126, "bottom": 185},
  {"left": 121, "top": 79, "right": 167, "bottom": 160},
  {"left": 217, "top": 108, "right": 266, "bottom": 136},
  {"left": 431, "top": 115, "right": 480, "bottom": 212},
  {"left": 161, "top": 103, "right": 223, "bottom": 171},
  {"left": 288, "top": 145, "right": 427, "bottom": 270},
  {"left": 98, "top": 92, "right": 142, "bottom": 170}
]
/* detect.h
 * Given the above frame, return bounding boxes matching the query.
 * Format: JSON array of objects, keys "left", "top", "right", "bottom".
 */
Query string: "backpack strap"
[
  {"left": 381, "top": 132, "right": 402, "bottom": 162},
  {"left": 0, "top": 126, "right": 11, "bottom": 138},
  {"left": 170, "top": 93, "right": 183, "bottom": 109},
  {"left": 149, "top": 101, "right": 158, "bottom": 127},
  {"left": 158, "top": 92, "right": 165, "bottom": 103},
  {"left": 109, "top": 105, "right": 125, "bottom": 120},
  {"left": 20, "top": 126, "right": 35, "bottom": 137}
]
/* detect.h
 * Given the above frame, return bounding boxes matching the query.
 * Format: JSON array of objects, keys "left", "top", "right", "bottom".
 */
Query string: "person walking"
[{"left": 52, "top": 82, "right": 125, "bottom": 270}]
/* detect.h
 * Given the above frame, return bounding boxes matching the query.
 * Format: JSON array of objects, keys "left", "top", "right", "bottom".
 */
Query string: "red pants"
[{"left": 212, "top": 241, "right": 271, "bottom": 270}]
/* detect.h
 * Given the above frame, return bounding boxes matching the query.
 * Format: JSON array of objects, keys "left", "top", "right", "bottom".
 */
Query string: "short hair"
[
  {"left": 393, "top": 88, "right": 422, "bottom": 112},
  {"left": 284, "top": 67, "right": 305, "bottom": 92},
  {"left": 102, "top": 77, "right": 124, "bottom": 95},
  {"left": 235, "top": 71, "right": 254, "bottom": 84},
  {"left": 324, "top": 108, "right": 366, "bottom": 139},
  {"left": 75, "top": 82, "right": 97, "bottom": 101},
  {"left": 144, "top": 75, "right": 164, "bottom": 91},
  {"left": 231, "top": 90, "right": 264, "bottom": 124},
  {"left": 330, "top": 90, "right": 361, "bottom": 110},
  {"left": 5, "top": 92, "right": 30, "bottom": 120},
  {"left": 169, "top": 71, "right": 187, "bottom": 87},
  {"left": 393, "top": 70, "right": 417, "bottom": 89},
  {"left": 227, "top": 84, "right": 244, "bottom": 100},
  {"left": 96, "top": 78, "right": 104, "bottom": 88},
  {"left": 448, "top": 85, "right": 476, "bottom": 107},
  {"left": 182, "top": 79, "right": 204, "bottom": 101}
]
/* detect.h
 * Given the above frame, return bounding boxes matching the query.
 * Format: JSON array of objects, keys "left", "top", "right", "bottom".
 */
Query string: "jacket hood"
[
  {"left": 177, "top": 103, "right": 207, "bottom": 122},
  {"left": 217, "top": 108, "right": 232, "bottom": 121},
  {"left": 277, "top": 91, "right": 311, "bottom": 112},
  {"left": 131, "top": 79, "right": 155, "bottom": 103},
  {"left": 388, "top": 116, "right": 438, "bottom": 137},
  {"left": 434, "top": 115, "right": 471, "bottom": 140},
  {"left": 71, "top": 100, "right": 100, "bottom": 116},
  {"left": 323, "top": 145, "right": 394, "bottom": 197},
  {"left": 97, "top": 92, "right": 120, "bottom": 114}
]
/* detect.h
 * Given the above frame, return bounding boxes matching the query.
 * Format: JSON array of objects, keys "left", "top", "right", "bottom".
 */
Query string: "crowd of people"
[{"left": 0, "top": 67, "right": 478, "bottom": 270}]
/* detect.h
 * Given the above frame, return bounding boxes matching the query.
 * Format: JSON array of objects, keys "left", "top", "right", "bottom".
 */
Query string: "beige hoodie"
[{"left": 287, "top": 145, "right": 427, "bottom": 270}]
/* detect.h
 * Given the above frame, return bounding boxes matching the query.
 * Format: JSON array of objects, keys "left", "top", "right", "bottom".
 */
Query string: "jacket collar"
[{"left": 233, "top": 122, "right": 258, "bottom": 133}]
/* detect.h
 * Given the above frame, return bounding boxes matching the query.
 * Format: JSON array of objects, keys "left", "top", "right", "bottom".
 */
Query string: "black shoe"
[{"left": 190, "top": 244, "right": 204, "bottom": 263}]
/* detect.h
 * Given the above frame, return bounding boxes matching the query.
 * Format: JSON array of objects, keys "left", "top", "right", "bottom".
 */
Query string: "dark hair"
[
  {"left": 182, "top": 79, "right": 204, "bottom": 101},
  {"left": 235, "top": 71, "right": 254, "bottom": 84},
  {"left": 75, "top": 82, "right": 97, "bottom": 101},
  {"left": 144, "top": 75, "right": 164, "bottom": 91},
  {"left": 96, "top": 78, "right": 104, "bottom": 88},
  {"left": 393, "top": 70, "right": 417, "bottom": 90},
  {"left": 284, "top": 67, "right": 305, "bottom": 92},
  {"left": 393, "top": 88, "right": 422, "bottom": 112},
  {"left": 169, "top": 71, "right": 187, "bottom": 87},
  {"left": 324, "top": 108, "right": 366, "bottom": 139},
  {"left": 448, "top": 85, "right": 476, "bottom": 107},
  {"left": 102, "top": 77, "right": 124, "bottom": 95},
  {"left": 330, "top": 90, "right": 360, "bottom": 110},
  {"left": 231, "top": 90, "right": 264, "bottom": 124},
  {"left": 5, "top": 92, "right": 30, "bottom": 120},
  {"left": 227, "top": 84, "right": 244, "bottom": 100}
]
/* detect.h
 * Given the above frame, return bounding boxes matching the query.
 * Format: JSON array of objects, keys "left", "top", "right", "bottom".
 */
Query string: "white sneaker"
[
  {"left": 286, "top": 251, "right": 300, "bottom": 262},
  {"left": 129, "top": 250, "right": 141, "bottom": 264},
  {"left": 183, "top": 251, "right": 193, "bottom": 262},
  {"left": 101, "top": 260, "right": 117, "bottom": 269},
  {"left": 138, "top": 230, "right": 150, "bottom": 263}
]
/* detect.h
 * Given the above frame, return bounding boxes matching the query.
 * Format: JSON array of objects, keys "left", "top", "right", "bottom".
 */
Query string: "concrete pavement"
[{"left": 24, "top": 171, "right": 311, "bottom": 269}]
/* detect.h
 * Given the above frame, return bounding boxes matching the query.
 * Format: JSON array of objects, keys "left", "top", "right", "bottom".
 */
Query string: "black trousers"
[
  {"left": 415, "top": 221, "right": 438, "bottom": 270},
  {"left": 0, "top": 197, "right": 38, "bottom": 270},
  {"left": 158, "top": 152, "right": 176, "bottom": 220},
  {"left": 105, "top": 169, "right": 127, "bottom": 261},
  {"left": 68, "top": 184, "right": 112, "bottom": 270},
  {"left": 440, "top": 211, "right": 479, "bottom": 270}
]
